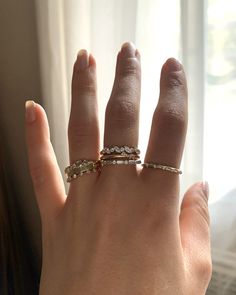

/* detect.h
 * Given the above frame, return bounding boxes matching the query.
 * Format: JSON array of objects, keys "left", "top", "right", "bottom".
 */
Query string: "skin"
[{"left": 25, "top": 42, "right": 212, "bottom": 295}]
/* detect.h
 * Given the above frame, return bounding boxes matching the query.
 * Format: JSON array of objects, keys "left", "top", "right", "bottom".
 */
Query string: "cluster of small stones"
[
  {"left": 100, "top": 146, "right": 140, "bottom": 155},
  {"left": 66, "top": 168, "right": 98, "bottom": 182},
  {"left": 65, "top": 160, "right": 101, "bottom": 182},
  {"left": 101, "top": 159, "right": 141, "bottom": 166},
  {"left": 65, "top": 160, "right": 99, "bottom": 174}
]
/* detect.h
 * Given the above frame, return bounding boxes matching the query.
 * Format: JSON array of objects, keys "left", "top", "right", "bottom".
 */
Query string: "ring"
[
  {"left": 100, "top": 154, "right": 139, "bottom": 160},
  {"left": 65, "top": 159, "right": 100, "bottom": 182},
  {"left": 100, "top": 159, "right": 141, "bottom": 166},
  {"left": 65, "top": 146, "right": 141, "bottom": 181},
  {"left": 100, "top": 146, "right": 140, "bottom": 156},
  {"left": 142, "top": 163, "right": 182, "bottom": 174},
  {"left": 100, "top": 145, "right": 141, "bottom": 167}
]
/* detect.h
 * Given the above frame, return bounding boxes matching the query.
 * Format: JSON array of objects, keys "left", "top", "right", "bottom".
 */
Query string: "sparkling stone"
[
  {"left": 125, "top": 146, "right": 130, "bottom": 153},
  {"left": 114, "top": 146, "right": 120, "bottom": 152}
]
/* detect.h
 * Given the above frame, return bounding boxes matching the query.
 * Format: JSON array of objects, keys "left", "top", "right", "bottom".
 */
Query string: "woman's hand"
[{"left": 25, "top": 43, "right": 212, "bottom": 294}]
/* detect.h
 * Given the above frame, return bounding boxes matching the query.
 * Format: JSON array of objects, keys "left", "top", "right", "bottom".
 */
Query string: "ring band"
[
  {"left": 100, "top": 145, "right": 141, "bottom": 167},
  {"left": 100, "top": 154, "right": 139, "bottom": 160},
  {"left": 65, "top": 146, "right": 181, "bottom": 182},
  {"left": 142, "top": 163, "right": 182, "bottom": 174},
  {"left": 100, "top": 146, "right": 140, "bottom": 155},
  {"left": 100, "top": 159, "right": 141, "bottom": 166},
  {"left": 65, "top": 160, "right": 100, "bottom": 182}
]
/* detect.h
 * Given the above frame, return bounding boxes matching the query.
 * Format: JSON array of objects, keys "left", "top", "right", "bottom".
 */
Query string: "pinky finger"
[{"left": 25, "top": 101, "right": 66, "bottom": 224}]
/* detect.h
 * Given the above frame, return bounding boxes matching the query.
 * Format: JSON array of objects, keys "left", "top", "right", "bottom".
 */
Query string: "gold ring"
[
  {"left": 100, "top": 146, "right": 140, "bottom": 155},
  {"left": 99, "top": 145, "right": 141, "bottom": 167},
  {"left": 65, "top": 160, "right": 100, "bottom": 182},
  {"left": 142, "top": 163, "right": 182, "bottom": 174},
  {"left": 100, "top": 159, "right": 141, "bottom": 166},
  {"left": 100, "top": 154, "right": 139, "bottom": 160}
]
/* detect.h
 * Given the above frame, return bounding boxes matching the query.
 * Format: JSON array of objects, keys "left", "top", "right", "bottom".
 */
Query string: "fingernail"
[
  {"left": 120, "top": 42, "right": 136, "bottom": 58},
  {"left": 77, "top": 49, "right": 89, "bottom": 70},
  {"left": 202, "top": 181, "right": 209, "bottom": 200},
  {"left": 164, "top": 58, "right": 182, "bottom": 72},
  {"left": 25, "top": 100, "right": 36, "bottom": 123}
]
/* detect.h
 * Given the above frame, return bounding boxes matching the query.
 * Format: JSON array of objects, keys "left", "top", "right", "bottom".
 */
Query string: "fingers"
[
  {"left": 104, "top": 42, "right": 141, "bottom": 149},
  {"left": 25, "top": 101, "right": 66, "bottom": 224},
  {"left": 179, "top": 182, "right": 212, "bottom": 285},
  {"left": 142, "top": 58, "right": 187, "bottom": 185},
  {"left": 68, "top": 50, "right": 99, "bottom": 164}
]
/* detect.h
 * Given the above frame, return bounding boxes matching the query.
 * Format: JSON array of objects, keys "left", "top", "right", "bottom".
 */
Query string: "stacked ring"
[
  {"left": 65, "top": 147, "right": 182, "bottom": 182},
  {"left": 100, "top": 145, "right": 141, "bottom": 166}
]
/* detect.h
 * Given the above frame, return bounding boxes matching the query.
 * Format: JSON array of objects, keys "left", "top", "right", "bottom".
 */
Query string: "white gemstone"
[{"left": 125, "top": 146, "right": 130, "bottom": 153}]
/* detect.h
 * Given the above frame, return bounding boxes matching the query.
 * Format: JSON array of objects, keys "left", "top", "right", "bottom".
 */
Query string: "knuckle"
[
  {"left": 107, "top": 99, "right": 137, "bottom": 127},
  {"left": 155, "top": 105, "right": 186, "bottom": 131},
  {"left": 76, "top": 82, "right": 96, "bottom": 96},
  {"left": 73, "top": 66, "right": 96, "bottom": 95},
  {"left": 68, "top": 121, "right": 97, "bottom": 149},
  {"left": 118, "top": 58, "right": 140, "bottom": 78},
  {"left": 165, "top": 72, "right": 185, "bottom": 89}
]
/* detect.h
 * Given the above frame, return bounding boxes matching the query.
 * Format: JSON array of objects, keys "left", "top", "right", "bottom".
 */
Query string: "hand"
[{"left": 25, "top": 42, "right": 212, "bottom": 295}]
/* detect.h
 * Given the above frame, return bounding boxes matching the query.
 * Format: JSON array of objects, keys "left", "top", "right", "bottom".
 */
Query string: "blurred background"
[{"left": 0, "top": 0, "right": 236, "bottom": 294}]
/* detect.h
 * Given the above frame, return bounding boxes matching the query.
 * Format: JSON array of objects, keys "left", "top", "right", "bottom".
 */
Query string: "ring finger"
[{"left": 142, "top": 58, "right": 188, "bottom": 198}]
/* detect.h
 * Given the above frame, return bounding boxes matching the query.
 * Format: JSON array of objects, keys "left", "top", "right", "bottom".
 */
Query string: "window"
[{"left": 204, "top": 0, "right": 236, "bottom": 202}]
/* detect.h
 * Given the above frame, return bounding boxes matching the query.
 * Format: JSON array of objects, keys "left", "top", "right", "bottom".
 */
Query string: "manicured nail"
[
  {"left": 202, "top": 181, "right": 209, "bottom": 200},
  {"left": 77, "top": 49, "right": 89, "bottom": 70},
  {"left": 25, "top": 100, "right": 36, "bottom": 123},
  {"left": 120, "top": 42, "right": 136, "bottom": 58},
  {"left": 164, "top": 58, "right": 182, "bottom": 72}
]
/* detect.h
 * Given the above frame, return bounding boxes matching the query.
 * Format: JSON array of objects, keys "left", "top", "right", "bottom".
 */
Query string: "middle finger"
[{"left": 104, "top": 42, "right": 141, "bottom": 152}]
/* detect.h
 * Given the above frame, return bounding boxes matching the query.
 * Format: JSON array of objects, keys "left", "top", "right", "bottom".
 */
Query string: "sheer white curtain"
[{"left": 35, "top": 0, "right": 199, "bottom": 194}]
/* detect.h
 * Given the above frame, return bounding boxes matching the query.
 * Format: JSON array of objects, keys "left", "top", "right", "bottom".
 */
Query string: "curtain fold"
[
  {"left": 181, "top": 0, "right": 206, "bottom": 192},
  {"left": 35, "top": 0, "right": 69, "bottom": 188}
]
